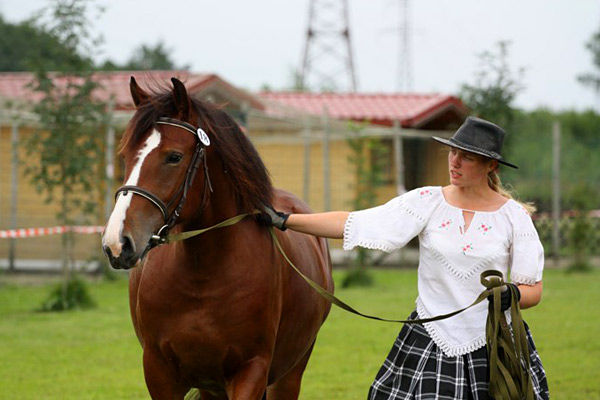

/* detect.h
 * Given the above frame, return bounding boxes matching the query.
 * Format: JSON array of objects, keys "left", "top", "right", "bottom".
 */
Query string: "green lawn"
[{"left": 0, "top": 268, "right": 598, "bottom": 399}]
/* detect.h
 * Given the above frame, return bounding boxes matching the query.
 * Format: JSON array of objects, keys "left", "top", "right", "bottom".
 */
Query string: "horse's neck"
[{"left": 185, "top": 165, "right": 241, "bottom": 230}]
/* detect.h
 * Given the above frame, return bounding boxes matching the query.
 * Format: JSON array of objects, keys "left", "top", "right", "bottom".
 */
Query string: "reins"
[{"left": 158, "top": 211, "right": 534, "bottom": 399}]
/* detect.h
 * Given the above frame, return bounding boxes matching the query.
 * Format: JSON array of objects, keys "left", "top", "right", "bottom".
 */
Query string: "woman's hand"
[
  {"left": 258, "top": 207, "right": 350, "bottom": 239},
  {"left": 259, "top": 206, "right": 290, "bottom": 230}
]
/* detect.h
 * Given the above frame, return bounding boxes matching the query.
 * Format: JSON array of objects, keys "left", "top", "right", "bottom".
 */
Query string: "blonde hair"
[
  {"left": 445, "top": 148, "right": 536, "bottom": 214},
  {"left": 487, "top": 170, "right": 536, "bottom": 214}
]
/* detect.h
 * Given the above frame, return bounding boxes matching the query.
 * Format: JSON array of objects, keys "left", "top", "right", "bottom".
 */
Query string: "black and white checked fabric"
[{"left": 368, "top": 311, "right": 549, "bottom": 400}]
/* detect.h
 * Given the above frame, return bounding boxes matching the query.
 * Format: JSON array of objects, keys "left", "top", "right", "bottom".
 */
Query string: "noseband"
[{"left": 115, "top": 117, "right": 213, "bottom": 247}]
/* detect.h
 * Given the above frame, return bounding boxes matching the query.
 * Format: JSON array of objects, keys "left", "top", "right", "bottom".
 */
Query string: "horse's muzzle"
[{"left": 102, "top": 236, "right": 141, "bottom": 270}]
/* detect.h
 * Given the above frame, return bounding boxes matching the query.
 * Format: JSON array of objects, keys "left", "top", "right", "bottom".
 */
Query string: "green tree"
[
  {"left": 23, "top": 0, "right": 106, "bottom": 310},
  {"left": 99, "top": 41, "right": 188, "bottom": 71},
  {"left": 577, "top": 27, "right": 600, "bottom": 95},
  {"left": 459, "top": 41, "right": 525, "bottom": 130},
  {"left": 459, "top": 41, "right": 532, "bottom": 206},
  {"left": 342, "top": 122, "right": 388, "bottom": 288},
  {"left": 0, "top": 14, "right": 85, "bottom": 71},
  {"left": 565, "top": 183, "right": 598, "bottom": 273}
]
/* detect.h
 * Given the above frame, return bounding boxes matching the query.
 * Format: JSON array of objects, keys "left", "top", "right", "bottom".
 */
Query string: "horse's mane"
[{"left": 119, "top": 85, "right": 274, "bottom": 213}]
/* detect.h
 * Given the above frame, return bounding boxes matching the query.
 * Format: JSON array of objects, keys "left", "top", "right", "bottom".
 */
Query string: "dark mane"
[{"left": 120, "top": 84, "right": 273, "bottom": 213}]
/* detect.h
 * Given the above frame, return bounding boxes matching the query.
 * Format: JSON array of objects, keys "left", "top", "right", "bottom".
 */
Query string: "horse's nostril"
[
  {"left": 102, "top": 245, "right": 112, "bottom": 259},
  {"left": 122, "top": 234, "right": 136, "bottom": 256}
]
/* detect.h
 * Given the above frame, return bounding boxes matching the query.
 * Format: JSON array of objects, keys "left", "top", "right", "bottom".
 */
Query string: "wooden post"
[
  {"left": 302, "top": 117, "right": 312, "bottom": 203},
  {"left": 104, "top": 100, "right": 115, "bottom": 219},
  {"left": 321, "top": 106, "right": 331, "bottom": 211},
  {"left": 552, "top": 121, "right": 561, "bottom": 266},
  {"left": 393, "top": 120, "right": 406, "bottom": 195},
  {"left": 9, "top": 121, "right": 19, "bottom": 271}
]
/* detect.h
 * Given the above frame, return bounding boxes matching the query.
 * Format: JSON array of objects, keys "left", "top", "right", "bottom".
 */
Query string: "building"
[{"left": 0, "top": 71, "right": 468, "bottom": 268}]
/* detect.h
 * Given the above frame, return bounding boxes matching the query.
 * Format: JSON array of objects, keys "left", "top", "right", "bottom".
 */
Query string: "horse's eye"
[{"left": 166, "top": 153, "right": 183, "bottom": 164}]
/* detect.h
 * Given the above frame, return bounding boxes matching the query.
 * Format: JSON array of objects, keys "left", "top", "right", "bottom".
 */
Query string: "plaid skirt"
[{"left": 368, "top": 311, "right": 549, "bottom": 400}]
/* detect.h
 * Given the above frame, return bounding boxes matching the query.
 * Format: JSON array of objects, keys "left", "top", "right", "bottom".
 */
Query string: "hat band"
[{"left": 449, "top": 138, "right": 502, "bottom": 160}]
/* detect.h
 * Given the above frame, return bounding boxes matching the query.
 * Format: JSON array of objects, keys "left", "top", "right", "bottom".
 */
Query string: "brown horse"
[{"left": 101, "top": 77, "right": 333, "bottom": 399}]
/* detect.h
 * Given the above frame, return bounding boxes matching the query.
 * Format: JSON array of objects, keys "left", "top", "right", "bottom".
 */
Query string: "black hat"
[{"left": 432, "top": 116, "right": 518, "bottom": 169}]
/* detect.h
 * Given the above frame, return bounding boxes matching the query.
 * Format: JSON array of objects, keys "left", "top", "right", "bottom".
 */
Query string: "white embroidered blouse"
[{"left": 343, "top": 186, "right": 544, "bottom": 357}]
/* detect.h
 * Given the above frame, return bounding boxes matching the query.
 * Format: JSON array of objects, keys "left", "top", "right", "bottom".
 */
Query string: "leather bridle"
[{"left": 115, "top": 117, "right": 213, "bottom": 248}]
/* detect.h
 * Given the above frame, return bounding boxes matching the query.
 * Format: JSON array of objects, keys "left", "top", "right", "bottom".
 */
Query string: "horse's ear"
[
  {"left": 130, "top": 77, "right": 150, "bottom": 107},
  {"left": 171, "top": 77, "right": 191, "bottom": 120}
]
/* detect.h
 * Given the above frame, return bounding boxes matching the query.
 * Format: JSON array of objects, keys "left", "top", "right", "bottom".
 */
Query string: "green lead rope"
[
  {"left": 166, "top": 214, "right": 535, "bottom": 399},
  {"left": 485, "top": 273, "right": 535, "bottom": 400}
]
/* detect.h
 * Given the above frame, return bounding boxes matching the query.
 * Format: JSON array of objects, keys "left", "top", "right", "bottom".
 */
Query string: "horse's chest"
[{"left": 136, "top": 271, "right": 272, "bottom": 356}]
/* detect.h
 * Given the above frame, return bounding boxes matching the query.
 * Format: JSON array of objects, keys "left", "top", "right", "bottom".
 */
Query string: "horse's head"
[{"left": 102, "top": 77, "right": 213, "bottom": 269}]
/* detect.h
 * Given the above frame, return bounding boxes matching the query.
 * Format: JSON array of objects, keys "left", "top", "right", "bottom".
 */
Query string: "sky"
[{"left": 1, "top": 0, "right": 600, "bottom": 112}]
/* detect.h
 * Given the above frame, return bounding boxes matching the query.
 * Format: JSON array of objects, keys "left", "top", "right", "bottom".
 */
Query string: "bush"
[
  {"left": 39, "top": 276, "right": 96, "bottom": 312},
  {"left": 341, "top": 266, "right": 374, "bottom": 288}
]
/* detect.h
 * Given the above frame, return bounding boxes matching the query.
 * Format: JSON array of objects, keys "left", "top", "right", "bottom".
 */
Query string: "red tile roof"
[
  {"left": 258, "top": 92, "right": 468, "bottom": 128},
  {"left": 0, "top": 71, "right": 264, "bottom": 111}
]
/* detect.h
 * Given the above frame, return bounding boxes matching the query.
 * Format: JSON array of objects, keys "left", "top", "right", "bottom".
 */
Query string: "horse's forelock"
[{"left": 118, "top": 87, "right": 273, "bottom": 212}]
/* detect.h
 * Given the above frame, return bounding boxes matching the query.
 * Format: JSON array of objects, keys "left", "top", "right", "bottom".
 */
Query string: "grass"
[{"left": 0, "top": 268, "right": 599, "bottom": 399}]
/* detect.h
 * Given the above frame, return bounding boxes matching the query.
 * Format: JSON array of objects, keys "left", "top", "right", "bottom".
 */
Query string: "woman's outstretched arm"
[{"left": 285, "top": 211, "right": 350, "bottom": 239}]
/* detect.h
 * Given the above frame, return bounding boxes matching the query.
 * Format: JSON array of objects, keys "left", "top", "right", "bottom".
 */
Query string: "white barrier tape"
[{"left": 0, "top": 226, "right": 104, "bottom": 239}]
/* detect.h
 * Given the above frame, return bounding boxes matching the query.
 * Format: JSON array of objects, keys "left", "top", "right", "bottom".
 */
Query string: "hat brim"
[{"left": 432, "top": 137, "right": 518, "bottom": 169}]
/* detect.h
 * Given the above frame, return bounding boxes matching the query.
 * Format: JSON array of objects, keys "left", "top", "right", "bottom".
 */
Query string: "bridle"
[{"left": 115, "top": 117, "right": 213, "bottom": 248}]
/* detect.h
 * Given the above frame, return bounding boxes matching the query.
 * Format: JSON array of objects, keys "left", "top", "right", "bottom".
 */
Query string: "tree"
[
  {"left": 459, "top": 41, "right": 527, "bottom": 200},
  {"left": 0, "top": 14, "right": 85, "bottom": 71},
  {"left": 341, "top": 122, "right": 388, "bottom": 288},
  {"left": 459, "top": 41, "right": 525, "bottom": 130},
  {"left": 23, "top": 0, "right": 106, "bottom": 310},
  {"left": 577, "top": 27, "right": 600, "bottom": 95},
  {"left": 0, "top": 12, "right": 187, "bottom": 73},
  {"left": 99, "top": 41, "right": 188, "bottom": 71}
]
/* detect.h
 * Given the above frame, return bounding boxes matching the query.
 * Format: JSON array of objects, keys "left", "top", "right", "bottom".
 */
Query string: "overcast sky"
[{"left": 2, "top": 0, "right": 600, "bottom": 111}]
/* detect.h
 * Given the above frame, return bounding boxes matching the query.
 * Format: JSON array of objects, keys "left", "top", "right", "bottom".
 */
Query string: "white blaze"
[{"left": 102, "top": 130, "right": 161, "bottom": 257}]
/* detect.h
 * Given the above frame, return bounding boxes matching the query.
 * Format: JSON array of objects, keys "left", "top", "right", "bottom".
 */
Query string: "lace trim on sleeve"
[
  {"left": 397, "top": 198, "right": 426, "bottom": 224},
  {"left": 342, "top": 212, "right": 355, "bottom": 251},
  {"left": 514, "top": 230, "right": 539, "bottom": 240},
  {"left": 510, "top": 271, "right": 538, "bottom": 285},
  {"left": 343, "top": 202, "right": 425, "bottom": 252},
  {"left": 343, "top": 187, "right": 440, "bottom": 252}
]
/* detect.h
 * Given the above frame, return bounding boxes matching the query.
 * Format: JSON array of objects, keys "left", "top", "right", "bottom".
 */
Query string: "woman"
[{"left": 263, "top": 116, "right": 549, "bottom": 399}]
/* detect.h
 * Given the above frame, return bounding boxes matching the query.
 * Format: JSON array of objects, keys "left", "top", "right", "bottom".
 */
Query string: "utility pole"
[
  {"left": 396, "top": 0, "right": 413, "bottom": 92},
  {"left": 552, "top": 121, "right": 561, "bottom": 266},
  {"left": 9, "top": 121, "right": 19, "bottom": 271},
  {"left": 104, "top": 100, "right": 115, "bottom": 220},
  {"left": 300, "top": 0, "right": 358, "bottom": 92}
]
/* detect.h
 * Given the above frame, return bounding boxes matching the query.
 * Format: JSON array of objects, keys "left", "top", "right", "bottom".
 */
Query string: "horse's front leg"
[
  {"left": 225, "top": 357, "right": 269, "bottom": 400},
  {"left": 143, "top": 346, "right": 189, "bottom": 399}
]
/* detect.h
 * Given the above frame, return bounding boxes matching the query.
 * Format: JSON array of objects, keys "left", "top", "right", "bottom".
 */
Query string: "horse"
[{"left": 101, "top": 77, "right": 333, "bottom": 399}]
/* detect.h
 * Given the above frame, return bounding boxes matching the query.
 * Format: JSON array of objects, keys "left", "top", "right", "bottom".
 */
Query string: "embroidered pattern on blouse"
[
  {"left": 478, "top": 223, "right": 492, "bottom": 235},
  {"left": 438, "top": 219, "right": 453, "bottom": 230},
  {"left": 423, "top": 232, "right": 506, "bottom": 283},
  {"left": 419, "top": 189, "right": 433, "bottom": 198},
  {"left": 461, "top": 243, "right": 474, "bottom": 255}
]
